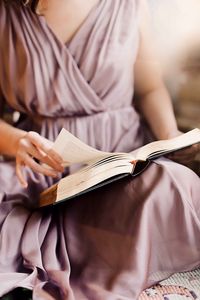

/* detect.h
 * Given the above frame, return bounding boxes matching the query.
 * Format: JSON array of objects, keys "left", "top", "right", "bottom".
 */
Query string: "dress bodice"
[{"left": 0, "top": 0, "right": 147, "bottom": 153}]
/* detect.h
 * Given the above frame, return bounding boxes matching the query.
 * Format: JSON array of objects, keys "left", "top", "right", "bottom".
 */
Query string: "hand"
[
  {"left": 166, "top": 129, "right": 200, "bottom": 164},
  {"left": 15, "top": 131, "right": 64, "bottom": 187}
]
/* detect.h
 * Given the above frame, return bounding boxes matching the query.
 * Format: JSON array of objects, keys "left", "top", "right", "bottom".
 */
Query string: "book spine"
[
  {"left": 132, "top": 160, "right": 150, "bottom": 176},
  {"left": 39, "top": 183, "right": 58, "bottom": 207}
]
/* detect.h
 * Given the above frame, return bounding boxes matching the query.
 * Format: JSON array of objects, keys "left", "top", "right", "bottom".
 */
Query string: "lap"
[
  {"left": 0, "top": 157, "right": 199, "bottom": 299},
  {"left": 0, "top": 157, "right": 199, "bottom": 214}
]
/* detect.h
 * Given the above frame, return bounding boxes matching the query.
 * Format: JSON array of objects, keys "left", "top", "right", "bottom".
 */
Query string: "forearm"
[
  {"left": 0, "top": 119, "right": 26, "bottom": 157},
  {"left": 134, "top": 0, "right": 179, "bottom": 140},
  {"left": 136, "top": 84, "right": 178, "bottom": 140}
]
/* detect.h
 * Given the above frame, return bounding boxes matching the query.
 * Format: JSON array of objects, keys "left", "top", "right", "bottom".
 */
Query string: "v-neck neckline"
[{"left": 37, "top": 0, "right": 102, "bottom": 48}]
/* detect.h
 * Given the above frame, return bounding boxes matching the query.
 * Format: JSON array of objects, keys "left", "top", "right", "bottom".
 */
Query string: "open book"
[{"left": 39, "top": 128, "right": 200, "bottom": 207}]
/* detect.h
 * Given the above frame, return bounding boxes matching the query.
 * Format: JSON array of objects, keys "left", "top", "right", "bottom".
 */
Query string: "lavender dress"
[{"left": 0, "top": 1, "right": 199, "bottom": 299}]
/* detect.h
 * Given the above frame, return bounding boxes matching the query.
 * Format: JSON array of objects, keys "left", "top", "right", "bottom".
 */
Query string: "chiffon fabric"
[{"left": 0, "top": 1, "right": 200, "bottom": 299}]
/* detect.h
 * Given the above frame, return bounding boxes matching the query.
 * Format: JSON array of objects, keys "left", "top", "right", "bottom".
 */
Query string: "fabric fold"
[{"left": 0, "top": 1, "right": 200, "bottom": 299}]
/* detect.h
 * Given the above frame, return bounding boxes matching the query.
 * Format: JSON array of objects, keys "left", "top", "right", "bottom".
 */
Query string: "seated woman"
[{"left": 0, "top": 0, "right": 199, "bottom": 299}]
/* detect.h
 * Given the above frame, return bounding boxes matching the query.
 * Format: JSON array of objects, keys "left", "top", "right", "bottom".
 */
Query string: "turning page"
[{"left": 52, "top": 128, "right": 113, "bottom": 166}]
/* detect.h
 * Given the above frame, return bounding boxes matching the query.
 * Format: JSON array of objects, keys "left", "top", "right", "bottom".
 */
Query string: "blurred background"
[
  {"left": 148, "top": 0, "right": 200, "bottom": 173},
  {"left": 148, "top": 0, "right": 200, "bottom": 130}
]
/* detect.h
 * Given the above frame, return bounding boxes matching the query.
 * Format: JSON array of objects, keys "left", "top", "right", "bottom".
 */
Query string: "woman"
[{"left": 0, "top": 0, "right": 199, "bottom": 299}]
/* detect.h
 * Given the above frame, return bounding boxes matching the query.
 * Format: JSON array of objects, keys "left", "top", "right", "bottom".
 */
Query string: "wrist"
[
  {"left": 0, "top": 120, "right": 27, "bottom": 157},
  {"left": 162, "top": 129, "right": 183, "bottom": 140},
  {"left": 12, "top": 130, "right": 27, "bottom": 157},
  {"left": 154, "top": 126, "right": 181, "bottom": 141}
]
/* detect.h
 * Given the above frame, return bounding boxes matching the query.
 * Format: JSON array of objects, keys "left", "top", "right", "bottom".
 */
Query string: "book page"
[
  {"left": 132, "top": 128, "right": 200, "bottom": 161},
  {"left": 52, "top": 128, "right": 131, "bottom": 166},
  {"left": 56, "top": 158, "right": 133, "bottom": 202}
]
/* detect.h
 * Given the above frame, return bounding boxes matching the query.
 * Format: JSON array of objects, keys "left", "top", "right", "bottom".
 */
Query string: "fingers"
[
  {"left": 167, "top": 144, "right": 199, "bottom": 164},
  {"left": 16, "top": 158, "right": 28, "bottom": 188},
  {"left": 19, "top": 132, "right": 63, "bottom": 167},
  {"left": 41, "top": 154, "right": 64, "bottom": 172},
  {"left": 15, "top": 131, "right": 64, "bottom": 187},
  {"left": 169, "top": 144, "right": 199, "bottom": 158},
  {"left": 27, "top": 132, "right": 63, "bottom": 164},
  {"left": 27, "top": 132, "right": 64, "bottom": 172},
  {"left": 16, "top": 153, "right": 61, "bottom": 188},
  {"left": 169, "top": 155, "right": 193, "bottom": 165},
  {"left": 27, "top": 144, "right": 64, "bottom": 172},
  {"left": 23, "top": 153, "right": 59, "bottom": 176}
]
